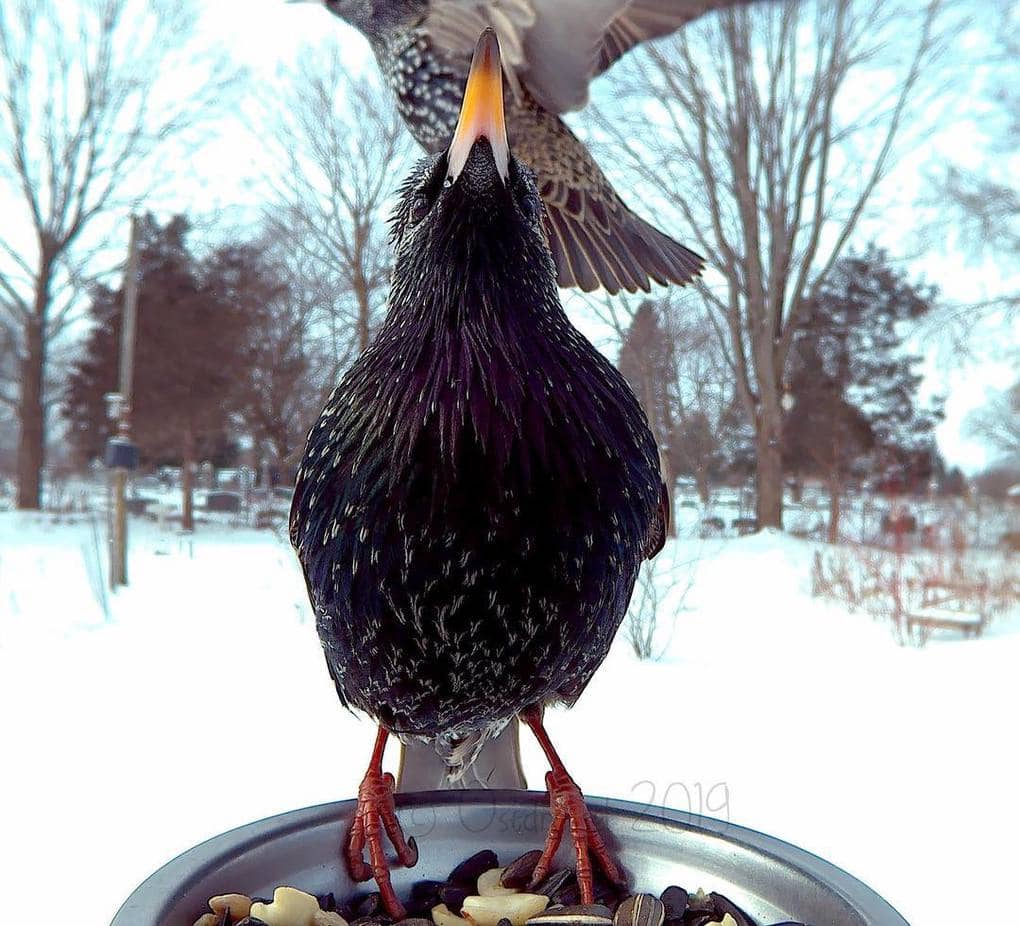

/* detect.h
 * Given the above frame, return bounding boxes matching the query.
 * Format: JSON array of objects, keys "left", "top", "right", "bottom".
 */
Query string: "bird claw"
[
  {"left": 528, "top": 767, "right": 621, "bottom": 903},
  {"left": 345, "top": 767, "right": 418, "bottom": 918}
]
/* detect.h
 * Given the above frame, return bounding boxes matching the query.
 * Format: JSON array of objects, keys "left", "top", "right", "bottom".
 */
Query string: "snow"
[{"left": 1, "top": 509, "right": 1017, "bottom": 926}]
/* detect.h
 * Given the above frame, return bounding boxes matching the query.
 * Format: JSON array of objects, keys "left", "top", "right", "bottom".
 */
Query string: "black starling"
[
  {"left": 292, "top": 0, "right": 743, "bottom": 294},
  {"left": 290, "top": 30, "right": 668, "bottom": 918}
]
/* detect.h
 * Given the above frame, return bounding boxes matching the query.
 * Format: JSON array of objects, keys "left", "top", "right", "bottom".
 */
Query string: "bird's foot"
[
  {"left": 527, "top": 767, "right": 621, "bottom": 903},
  {"left": 345, "top": 731, "right": 418, "bottom": 918},
  {"left": 520, "top": 706, "right": 622, "bottom": 904}
]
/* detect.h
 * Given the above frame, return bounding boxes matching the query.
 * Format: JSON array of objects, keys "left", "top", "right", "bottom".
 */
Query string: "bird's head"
[{"left": 390, "top": 29, "right": 551, "bottom": 306}]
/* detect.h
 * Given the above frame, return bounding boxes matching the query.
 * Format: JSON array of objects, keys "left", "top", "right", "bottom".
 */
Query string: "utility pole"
[{"left": 106, "top": 215, "right": 141, "bottom": 589}]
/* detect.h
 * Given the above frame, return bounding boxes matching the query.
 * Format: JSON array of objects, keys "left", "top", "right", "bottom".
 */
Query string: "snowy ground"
[{"left": 1, "top": 510, "right": 1018, "bottom": 926}]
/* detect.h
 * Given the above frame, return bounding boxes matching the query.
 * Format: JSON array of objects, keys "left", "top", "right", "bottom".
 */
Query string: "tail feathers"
[{"left": 396, "top": 721, "right": 527, "bottom": 792}]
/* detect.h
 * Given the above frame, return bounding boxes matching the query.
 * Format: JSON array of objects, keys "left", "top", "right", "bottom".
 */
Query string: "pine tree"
[
  {"left": 215, "top": 241, "right": 327, "bottom": 472},
  {"left": 619, "top": 301, "right": 676, "bottom": 526},
  {"left": 785, "top": 246, "right": 944, "bottom": 540},
  {"left": 64, "top": 215, "right": 261, "bottom": 528}
]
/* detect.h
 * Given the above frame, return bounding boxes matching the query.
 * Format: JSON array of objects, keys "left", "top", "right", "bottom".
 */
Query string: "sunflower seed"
[
  {"left": 449, "top": 850, "right": 500, "bottom": 886},
  {"left": 314, "top": 914, "right": 350, "bottom": 926},
  {"left": 613, "top": 895, "right": 665, "bottom": 926},
  {"left": 659, "top": 887, "right": 687, "bottom": 922},
  {"left": 526, "top": 903, "right": 614, "bottom": 926},
  {"left": 708, "top": 894, "right": 752, "bottom": 926},
  {"left": 533, "top": 869, "right": 574, "bottom": 899},
  {"left": 413, "top": 882, "right": 447, "bottom": 902},
  {"left": 440, "top": 884, "right": 470, "bottom": 914},
  {"left": 501, "top": 851, "right": 544, "bottom": 889},
  {"left": 356, "top": 894, "right": 384, "bottom": 918}
]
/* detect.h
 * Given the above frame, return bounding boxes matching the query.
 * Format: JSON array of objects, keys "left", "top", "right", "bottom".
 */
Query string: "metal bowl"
[{"left": 110, "top": 791, "right": 909, "bottom": 926}]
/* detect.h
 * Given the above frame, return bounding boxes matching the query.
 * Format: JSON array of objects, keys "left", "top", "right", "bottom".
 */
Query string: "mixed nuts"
[{"left": 192, "top": 848, "right": 811, "bottom": 926}]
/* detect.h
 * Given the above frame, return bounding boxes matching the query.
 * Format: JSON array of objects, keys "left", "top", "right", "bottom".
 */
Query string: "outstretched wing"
[
  {"left": 510, "top": 101, "right": 704, "bottom": 293},
  {"left": 594, "top": 0, "right": 759, "bottom": 76},
  {"left": 427, "top": 0, "right": 624, "bottom": 112},
  {"left": 429, "top": 1, "right": 767, "bottom": 115},
  {"left": 427, "top": 1, "right": 712, "bottom": 292}
]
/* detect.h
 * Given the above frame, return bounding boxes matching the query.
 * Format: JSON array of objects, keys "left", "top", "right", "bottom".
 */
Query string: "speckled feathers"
[{"left": 291, "top": 128, "right": 664, "bottom": 767}]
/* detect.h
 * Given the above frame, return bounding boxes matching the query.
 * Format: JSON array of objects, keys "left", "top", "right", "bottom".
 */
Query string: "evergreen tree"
[
  {"left": 619, "top": 301, "right": 676, "bottom": 526},
  {"left": 215, "top": 241, "right": 327, "bottom": 472},
  {"left": 619, "top": 301, "right": 676, "bottom": 454},
  {"left": 785, "top": 246, "right": 943, "bottom": 539},
  {"left": 64, "top": 215, "right": 260, "bottom": 528}
]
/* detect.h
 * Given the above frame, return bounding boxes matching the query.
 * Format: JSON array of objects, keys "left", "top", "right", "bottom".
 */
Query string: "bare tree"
[
  {"left": 604, "top": 294, "right": 746, "bottom": 512},
  {"left": 596, "top": 0, "right": 949, "bottom": 529},
  {"left": 262, "top": 53, "right": 413, "bottom": 358},
  {"left": 0, "top": 0, "right": 236, "bottom": 509},
  {"left": 939, "top": 3, "right": 1018, "bottom": 320},
  {"left": 624, "top": 552, "right": 697, "bottom": 661},
  {"left": 967, "top": 382, "right": 1020, "bottom": 464},
  {"left": 662, "top": 299, "right": 744, "bottom": 506},
  {"left": 233, "top": 234, "right": 341, "bottom": 471}
]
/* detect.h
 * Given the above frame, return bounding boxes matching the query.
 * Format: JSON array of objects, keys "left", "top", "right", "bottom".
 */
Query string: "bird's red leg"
[
  {"left": 345, "top": 726, "right": 418, "bottom": 918},
  {"left": 520, "top": 705, "right": 622, "bottom": 903}
]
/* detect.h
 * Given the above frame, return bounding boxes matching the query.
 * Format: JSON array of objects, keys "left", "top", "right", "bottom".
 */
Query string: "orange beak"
[{"left": 446, "top": 28, "right": 510, "bottom": 184}]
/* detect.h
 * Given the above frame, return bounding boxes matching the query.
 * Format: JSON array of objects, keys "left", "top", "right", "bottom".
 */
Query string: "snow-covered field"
[{"left": 1, "top": 510, "right": 1017, "bottom": 926}]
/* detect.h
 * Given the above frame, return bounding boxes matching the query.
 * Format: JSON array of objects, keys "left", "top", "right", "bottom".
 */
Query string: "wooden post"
[
  {"left": 110, "top": 215, "right": 140, "bottom": 588},
  {"left": 110, "top": 468, "right": 128, "bottom": 588}
]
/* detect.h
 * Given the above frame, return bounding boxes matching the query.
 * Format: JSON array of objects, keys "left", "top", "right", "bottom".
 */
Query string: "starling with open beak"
[
  {"left": 288, "top": 0, "right": 771, "bottom": 293},
  {"left": 291, "top": 30, "right": 669, "bottom": 918}
]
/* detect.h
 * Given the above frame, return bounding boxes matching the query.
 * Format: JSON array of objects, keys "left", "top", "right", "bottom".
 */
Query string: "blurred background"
[{"left": 0, "top": 1, "right": 1017, "bottom": 925}]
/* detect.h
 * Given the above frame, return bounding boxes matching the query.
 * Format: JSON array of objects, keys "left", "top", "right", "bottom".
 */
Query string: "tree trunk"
[
  {"left": 17, "top": 251, "right": 57, "bottom": 510},
  {"left": 660, "top": 452, "right": 677, "bottom": 538},
  {"left": 695, "top": 467, "right": 711, "bottom": 507},
  {"left": 755, "top": 419, "right": 784, "bottom": 530},
  {"left": 15, "top": 318, "right": 46, "bottom": 510},
  {"left": 354, "top": 273, "right": 371, "bottom": 353},
  {"left": 181, "top": 430, "right": 196, "bottom": 532},
  {"left": 827, "top": 476, "right": 842, "bottom": 544}
]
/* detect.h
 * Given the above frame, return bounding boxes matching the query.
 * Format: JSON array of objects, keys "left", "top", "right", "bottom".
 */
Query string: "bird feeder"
[
  {"left": 104, "top": 437, "right": 139, "bottom": 471},
  {"left": 111, "top": 792, "right": 909, "bottom": 926}
]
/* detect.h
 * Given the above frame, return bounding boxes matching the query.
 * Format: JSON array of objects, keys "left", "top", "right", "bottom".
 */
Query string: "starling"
[
  {"left": 292, "top": 0, "right": 743, "bottom": 294},
  {"left": 290, "top": 30, "right": 669, "bottom": 918}
]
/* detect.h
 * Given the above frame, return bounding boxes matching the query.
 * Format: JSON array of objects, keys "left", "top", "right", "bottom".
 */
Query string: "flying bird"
[
  {"left": 290, "top": 30, "right": 669, "bottom": 917},
  {"left": 291, "top": 0, "right": 760, "bottom": 294}
]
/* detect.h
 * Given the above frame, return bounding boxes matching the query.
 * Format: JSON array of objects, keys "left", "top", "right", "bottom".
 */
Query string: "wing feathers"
[
  {"left": 542, "top": 194, "right": 704, "bottom": 295},
  {"left": 595, "top": 1, "right": 766, "bottom": 77},
  {"left": 426, "top": 0, "right": 537, "bottom": 98},
  {"left": 428, "top": 2, "right": 764, "bottom": 114}
]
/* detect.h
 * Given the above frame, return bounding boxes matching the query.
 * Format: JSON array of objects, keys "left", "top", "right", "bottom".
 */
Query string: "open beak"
[{"left": 446, "top": 28, "right": 510, "bottom": 185}]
